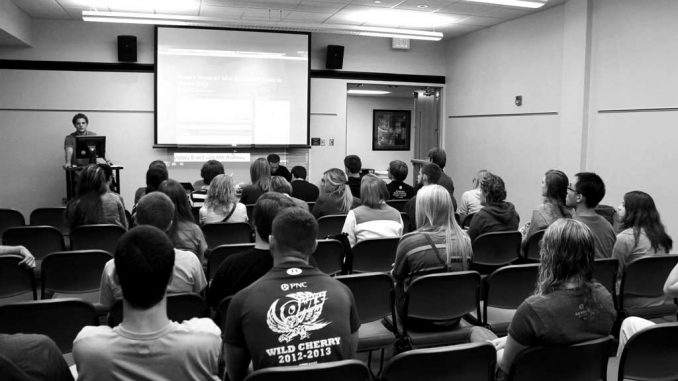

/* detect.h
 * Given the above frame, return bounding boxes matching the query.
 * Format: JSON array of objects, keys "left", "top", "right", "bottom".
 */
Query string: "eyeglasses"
[{"left": 567, "top": 185, "right": 576, "bottom": 193}]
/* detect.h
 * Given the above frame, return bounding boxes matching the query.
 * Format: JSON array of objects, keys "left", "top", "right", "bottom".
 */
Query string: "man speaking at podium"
[{"left": 64, "top": 113, "right": 97, "bottom": 168}]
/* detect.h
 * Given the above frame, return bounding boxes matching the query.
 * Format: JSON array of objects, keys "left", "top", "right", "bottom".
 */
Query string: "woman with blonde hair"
[
  {"left": 458, "top": 169, "right": 490, "bottom": 224},
  {"left": 341, "top": 174, "right": 402, "bottom": 247},
  {"left": 199, "top": 174, "right": 248, "bottom": 225},
  {"left": 240, "top": 158, "right": 271, "bottom": 205},
  {"left": 311, "top": 168, "right": 360, "bottom": 218}
]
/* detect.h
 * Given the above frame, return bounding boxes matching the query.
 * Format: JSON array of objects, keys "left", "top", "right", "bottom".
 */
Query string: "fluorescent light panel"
[
  {"left": 464, "top": 0, "right": 546, "bottom": 8},
  {"left": 347, "top": 89, "right": 391, "bottom": 95}
]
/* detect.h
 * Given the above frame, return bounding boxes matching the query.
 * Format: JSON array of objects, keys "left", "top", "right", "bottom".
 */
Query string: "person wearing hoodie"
[{"left": 467, "top": 172, "right": 520, "bottom": 242}]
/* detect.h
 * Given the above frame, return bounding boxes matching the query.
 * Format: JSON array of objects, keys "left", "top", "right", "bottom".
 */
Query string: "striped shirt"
[{"left": 341, "top": 204, "right": 403, "bottom": 247}]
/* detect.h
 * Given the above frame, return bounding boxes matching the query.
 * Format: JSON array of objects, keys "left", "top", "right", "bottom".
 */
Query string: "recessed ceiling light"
[
  {"left": 463, "top": 0, "right": 547, "bottom": 9},
  {"left": 348, "top": 9, "right": 458, "bottom": 28},
  {"left": 374, "top": 0, "right": 382, "bottom": 3},
  {"left": 417, "top": 5, "right": 429, "bottom": 9}
]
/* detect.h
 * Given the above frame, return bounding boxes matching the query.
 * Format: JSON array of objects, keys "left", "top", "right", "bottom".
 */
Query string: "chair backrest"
[
  {"left": 382, "top": 342, "right": 496, "bottom": 381},
  {"left": 619, "top": 255, "right": 678, "bottom": 306},
  {"left": 461, "top": 213, "right": 475, "bottom": 229},
  {"left": 246, "top": 204, "right": 255, "bottom": 221},
  {"left": 0, "top": 298, "right": 98, "bottom": 353},
  {"left": 484, "top": 264, "right": 539, "bottom": 316},
  {"left": 202, "top": 222, "right": 253, "bottom": 249},
  {"left": 618, "top": 322, "right": 678, "bottom": 381},
  {"left": 400, "top": 212, "right": 411, "bottom": 234},
  {"left": 351, "top": 237, "right": 399, "bottom": 273},
  {"left": 207, "top": 243, "right": 255, "bottom": 279},
  {"left": 244, "top": 359, "right": 370, "bottom": 381},
  {"left": 0, "top": 255, "right": 36, "bottom": 301},
  {"left": 337, "top": 272, "right": 393, "bottom": 323},
  {"left": 29, "top": 207, "right": 68, "bottom": 235},
  {"left": 524, "top": 229, "right": 545, "bottom": 262},
  {"left": 386, "top": 199, "right": 409, "bottom": 212},
  {"left": 508, "top": 335, "right": 613, "bottom": 381},
  {"left": 307, "top": 201, "right": 316, "bottom": 211},
  {"left": 41, "top": 250, "right": 112, "bottom": 298},
  {"left": 404, "top": 271, "right": 481, "bottom": 330},
  {"left": 2, "top": 226, "right": 65, "bottom": 261},
  {"left": 0, "top": 208, "right": 25, "bottom": 237},
  {"left": 593, "top": 257, "right": 618, "bottom": 297},
  {"left": 69, "top": 224, "right": 126, "bottom": 254},
  {"left": 108, "top": 293, "right": 208, "bottom": 327},
  {"left": 317, "top": 214, "right": 347, "bottom": 239},
  {"left": 471, "top": 231, "right": 522, "bottom": 271},
  {"left": 313, "top": 239, "right": 345, "bottom": 276}
]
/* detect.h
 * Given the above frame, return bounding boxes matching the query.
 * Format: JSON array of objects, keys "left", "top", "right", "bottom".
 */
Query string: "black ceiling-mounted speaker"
[
  {"left": 326, "top": 45, "right": 344, "bottom": 70},
  {"left": 117, "top": 35, "right": 137, "bottom": 62}
]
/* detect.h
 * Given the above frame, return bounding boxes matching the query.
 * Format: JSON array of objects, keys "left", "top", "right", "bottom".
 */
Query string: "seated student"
[
  {"left": 133, "top": 160, "right": 168, "bottom": 207},
  {"left": 100, "top": 192, "right": 207, "bottom": 309},
  {"left": 0, "top": 245, "right": 35, "bottom": 268},
  {"left": 267, "top": 153, "right": 292, "bottom": 182},
  {"left": 566, "top": 172, "right": 616, "bottom": 258},
  {"left": 66, "top": 164, "right": 128, "bottom": 230},
  {"left": 521, "top": 169, "right": 571, "bottom": 247},
  {"left": 159, "top": 179, "right": 208, "bottom": 262},
  {"left": 269, "top": 176, "right": 309, "bottom": 210},
  {"left": 467, "top": 172, "right": 520, "bottom": 242},
  {"left": 386, "top": 160, "right": 415, "bottom": 200},
  {"left": 191, "top": 159, "right": 225, "bottom": 207},
  {"left": 312, "top": 168, "right": 360, "bottom": 218},
  {"left": 458, "top": 169, "right": 490, "bottom": 225},
  {"left": 290, "top": 165, "right": 319, "bottom": 202},
  {"left": 207, "top": 193, "right": 296, "bottom": 308},
  {"left": 224, "top": 208, "right": 360, "bottom": 381},
  {"left": 472, "top": 219, "right": 616, "bottom": 377},
  {"left": 240, "top": 158, "right": 272, "bottom": 205},
  {"left": 404, "top": 163, "right": 442, "bottom": 231},
  {"left": 75, "top": 226, "right": 221, "bottom": 380},
  {"left": 344, "top": 154, "right": 363, "bottom": 199},
  {"left": 0, "top": 333, "right": 73, "bottom": 380},
  {"left": 199, "top": 174, "right": 248, "bottom": 225},
  {"left": 426, "top": 147, "right": 457, "bottom": 210},
  {"left": 341, "top": 174, "right": 403, "bottom": 247},
  {"left": 612, "top": 191, "right": 672, "bottom": 307},
  {"left": 616, "top": 261, "right": 678, "bottom": 356}
]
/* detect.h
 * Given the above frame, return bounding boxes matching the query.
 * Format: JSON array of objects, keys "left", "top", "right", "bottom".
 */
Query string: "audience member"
[
  {"left": 458, "top": 169, "right": 490, "bottom": 225},
  {"left": 191, "top": 160, "right": 225, "bottom": 207},
  {"left": 270, "top": 176, "right": 309, "bottom": 210},
  {"left": 0, "top": 245, "right": 35, "bottom": 268},
  {"left": 566, "top": 172, "right": 616, "bottom": 258},
  {"left": 224, "top": 208, "right": 359, "bottom": 381},
  {"left": 240, "top": 158, "right": 272, "bottom": 205},
  {"left": 521, "top": 169, "right": 571, "bottom": 248},
  {"left": 75, "top": 226, "right": 220, "bottom": 380},
  {"left": 472, "top": 219, "right": 616, "bottom": 376},
  {"left": 427, "top": 147, "right": 457, "bottom": 210},
  {"left": 404, "top": 163, "right": 442, "bottom": 231},
  {"left": 341, "top": 173, "right": 403, "bottom": 247},
  {"left": 159, "top": 179, "right": 208, "bottom": 261},
  {"left": 99, "top": 163, "right": 123, "bottom": 204},
  {"left": 100, "top": 192, "right": 206, "bottom": 308},
  {"left": 344, "top": 154, "right": 363, "bottom": 198},
  {"left": 267, "top": 153, "right": 292, "bottom": 182},
  {"left": 612, "top": 190, "right": 672, "bottom": 308},
  {"left": 199, "top": 174, "right": 248, "bottom": 225},
  {"left": 386, "top": 160, "right": 415, "bottom": 200},
  {"left": 290, "top": 165, "right": 319, "bottom": 202},
  {"left": 0, "top": 333, "right": 73, "bottom": 380},
  {"left": 467, "top": 172, "right": 520, "bottom": 242},
  {"left": 66, "top": 164, "right": 127, "bottom": 230},
  {"left": 312, "top": 168, "right": 360, "bottom": 218},
  {"left": 133, "top": 160, "right": 168, "bottom": 206},
  {"left": 207, "top": 193, "right": 296, "bottom": 308}
]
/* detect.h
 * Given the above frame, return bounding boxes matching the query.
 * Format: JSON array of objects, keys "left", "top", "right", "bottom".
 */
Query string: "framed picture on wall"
[{"left": 372, "top": 109, "right": 411, "bottom": 151}]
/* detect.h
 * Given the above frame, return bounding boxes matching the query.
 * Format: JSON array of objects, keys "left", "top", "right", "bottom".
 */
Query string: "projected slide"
[{"left": 156, "top": 27, "right": 309, "bottom": 147}]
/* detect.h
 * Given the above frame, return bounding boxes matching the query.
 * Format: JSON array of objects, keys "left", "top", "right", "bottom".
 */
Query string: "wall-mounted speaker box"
[
  {"left": 117, "top": 35, "right": 137, "bottom": 62},
  {"left": 326, "top": 45, "right": 344, "bottom": 70}
]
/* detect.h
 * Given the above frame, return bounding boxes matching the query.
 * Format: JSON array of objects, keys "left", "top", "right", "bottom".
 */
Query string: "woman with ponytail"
[
  {"left": 311, "top": 168, "right": 360, "bottom": 218},
  {"left": 522, "top": 169, "right": 571, "bottom": 246}
]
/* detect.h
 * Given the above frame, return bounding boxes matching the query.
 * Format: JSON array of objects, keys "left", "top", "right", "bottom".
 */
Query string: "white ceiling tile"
[
  {"left": 438, "top": 1, "right": 491, "bottom": 16},
  {"left": 348, "top": 0, "right": 404, "bottom": 8},
  {"left": 459, "top": 15, "right": 504, "bottom": 26},
  {"left": 202, "top": 0, "right": 251, "bottom": 6},
  {"left": 199, "top": 4, "right": 246, "bottom": 18},
  {"left": 241, "top": 7, "right": 291, "bottom": 20},
  {"left": 284, "top": 11, "right": 334, "bottom": 23},
  {"left": 297, "top": 1, "right": 348, "bottom": 13},
  {"left": 249, "top": 0, "right": 301, "bottom": 9},
  {"left": 12, "top": 0, "right": 71, "bottom": 19},
  {"left": 474, "top": 5, "right": 530, "bottom": 18}
]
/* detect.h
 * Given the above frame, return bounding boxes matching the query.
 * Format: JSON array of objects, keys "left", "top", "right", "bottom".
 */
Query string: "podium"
[{"left": 65, "top": 165, "right": 124, "bottom": 200}]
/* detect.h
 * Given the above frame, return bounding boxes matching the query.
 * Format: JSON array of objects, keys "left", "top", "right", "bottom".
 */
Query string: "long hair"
[
  {"left": 250, "top": 158, "right": 271, "bottom": 192},
  {"left": 158, "top": 179, "right": 195, "bottom": 231},
  {"left": 621, "top": 191, "right": 673, "bottom": 252},
  {"left": 270, "top": 176, "right": 293, "bottom": 195},
  {"left": 415, "top": 185, "right": 472, "bottom": 269},
  {"left": 204, "top": 174, "right": 237, "bottom": 213},
  {"left": 472, "top": 169, "right": 490, "bottom": 189},
  {"left": 360, "top": 174, "right": 389, "bottom": 208},
  {"left": 543, "top": 169, "right": 571, "bottom": 218},
  {"left": 69, "top": 164, "right": 108, "bottom": 228},
  {"left": 535, "top": 219, "right": 595, "bottom": 296},
  {"left": 320, "top": 168, "right": 353, "bottom": 213}
]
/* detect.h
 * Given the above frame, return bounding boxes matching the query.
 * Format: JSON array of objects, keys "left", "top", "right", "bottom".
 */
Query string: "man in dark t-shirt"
[
  {"left": 267, "top": 154, "right": 292, "bottom": 182},
  {"left": 344, "top": 154, "right": 362, "bottom": 199},
  {"left": 224, "top": 208, "right": 360, "bottom": 381},
  {"left": 290, "top": 166, "right": 319, "bottom": 202},
  {"left": 386, "top": 160, "right": 414, "bottom": 200}
]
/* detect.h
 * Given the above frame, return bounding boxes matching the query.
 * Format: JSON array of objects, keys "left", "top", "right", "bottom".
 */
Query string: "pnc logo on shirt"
[{"left": 266, "top": 291, "right": 330, "bottom": 343}]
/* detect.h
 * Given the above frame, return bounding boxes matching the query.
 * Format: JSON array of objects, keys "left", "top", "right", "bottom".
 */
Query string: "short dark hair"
[
  {"left": 267, "top": 154, "right": 280, "bottom": 164},
  {"left": 253, "top": 193, "right": 296, "bottom": 242},
  {"left": 201, "top": 160, "right": 224, "bottom": 186},
  {"left": 574, "top": 172, "right": 606, "bottom": 208},
  {"left": 427, "top": 148, "right": 446, "bottom": 169},
  {"left": 146, "top": 166, "right": 169, "bottom": 193},
  {"left": 421, "top": 163, "right": 442, "bottom": 185},
  {"left": 135, "top": 192, "right": 175, "bottom": 231},
  {"left": 72, "top": 113, "right": 88, "bottom": 125},
  {"left": 291, "top": 166, "right": 307, "bottom": 179},
  {"left": 344, "top": 155, "right": 362, "bottom": 174},
  {"left": 388, "top": 160, "right": 408, "bottom": 181},
  {"left": 115, "top": 226, "right": 175, "bottom": 309},
  {"left": 481, "top": 173, "right": 507, "bottom": 203},
  {"left": 272, "top": 208, "right": 318, "bottom": 257}
]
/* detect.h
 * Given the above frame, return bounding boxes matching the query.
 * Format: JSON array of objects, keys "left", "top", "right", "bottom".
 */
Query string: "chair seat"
[
  {"left": 0, "top": 292, "right": 35, "bottom": 306},
  {"left": 485, "top": 307, "right": 517, "bottom": 336},
  {"left": 626, "top": 303, "right": 678, "bottom": 320},
  {"left": 357, "top": 320, "right": 396, "bottom": 352},
  {"left": 408, "top": 320, "right": 474, "bottom": 348}
]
